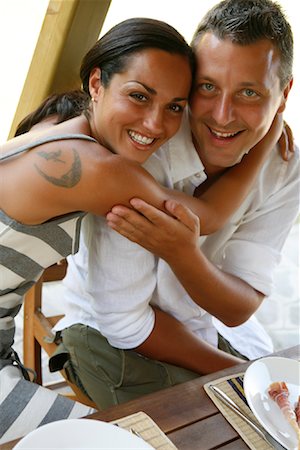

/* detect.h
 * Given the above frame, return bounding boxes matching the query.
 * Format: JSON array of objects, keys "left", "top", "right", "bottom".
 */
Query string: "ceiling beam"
[{"left": 9, "top": 0, "right": 111, "bottom": 138}]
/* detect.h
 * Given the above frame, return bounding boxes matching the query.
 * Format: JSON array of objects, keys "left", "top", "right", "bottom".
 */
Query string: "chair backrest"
[{"left": 23, "top": 261, "right": 97, "bottom": 408}]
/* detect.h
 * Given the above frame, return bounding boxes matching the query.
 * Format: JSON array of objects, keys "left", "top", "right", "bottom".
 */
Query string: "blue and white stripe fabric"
[
  {"left": 0, "top": 365, "right": 96, "bottom": 444},
  {"left": 0, "top": 209, "right": 85, "bottom": 366},
  {"left": 0, "top": 134, "right": 98, "bottom": 444}
]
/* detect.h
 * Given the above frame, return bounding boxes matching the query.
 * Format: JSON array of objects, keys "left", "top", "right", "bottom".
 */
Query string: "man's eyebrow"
[
  {"left": 239, "top": 81, "right": 260, "bottom": 87},
  {"left": 196, "top": 77, "right": 263, "bottom": 89},
  {"left": 129, "top": 80, "right": 189, "bottom": 101}
]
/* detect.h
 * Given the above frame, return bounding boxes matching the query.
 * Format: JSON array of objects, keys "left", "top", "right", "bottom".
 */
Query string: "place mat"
[
  {"left": 204, "top": 373, "right": 273, "bottom": 450},
  {"left": 111, "top": 411, "right": 177, "bottom": 450}
]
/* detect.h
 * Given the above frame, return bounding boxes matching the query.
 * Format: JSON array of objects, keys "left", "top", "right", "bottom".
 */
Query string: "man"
[{"left": 53, "top": 0, "right": 299, "bottom": 408}]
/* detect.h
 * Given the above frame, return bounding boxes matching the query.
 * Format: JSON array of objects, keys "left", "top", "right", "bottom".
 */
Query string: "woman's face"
[{"left": 89, "top": 48, "right": 192, "bottom": 164}]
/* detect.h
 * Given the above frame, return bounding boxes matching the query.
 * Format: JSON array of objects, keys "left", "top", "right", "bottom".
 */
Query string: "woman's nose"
[{"left": 142, "top": 107, "right": 164, "bottom": 134}]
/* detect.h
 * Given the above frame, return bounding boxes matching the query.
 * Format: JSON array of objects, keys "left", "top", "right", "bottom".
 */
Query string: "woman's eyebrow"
[{"left": 128, "top": 80, "right": 156, "bottom": 95}]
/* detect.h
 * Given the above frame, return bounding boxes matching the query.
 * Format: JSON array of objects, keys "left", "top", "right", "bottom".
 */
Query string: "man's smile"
[{"left": 209, "top": 127, "right": 243, "bottom": 139}]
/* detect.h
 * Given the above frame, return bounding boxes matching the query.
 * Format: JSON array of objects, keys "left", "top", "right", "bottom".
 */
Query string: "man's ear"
[
  {"left": 277, "top": 77, "right": 293, "bottom": 113},
  {"left": 89, "top": 67, "right": 102, "bottom": 100}
]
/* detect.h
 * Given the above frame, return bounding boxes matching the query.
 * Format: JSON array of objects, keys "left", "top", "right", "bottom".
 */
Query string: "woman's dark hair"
[
  {"left": 191, "top": 0, "right": 293, "bottom": 89},
  {"left": 15, "top": 90, "right": 90, "bottom": 136},
  {"left": 80, "top": 17, "right": 195, "bottom": 92},
  {"left": 15, "top": 17, "right": 194, "bottom": 136}
]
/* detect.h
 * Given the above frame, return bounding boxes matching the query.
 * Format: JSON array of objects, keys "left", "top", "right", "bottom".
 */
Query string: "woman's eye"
[
  {"left": 169, "top": 103, "right": 184, "bottom": 113},
  {"left": 130, "top": 92, "right": 147, "bottom": 102}
]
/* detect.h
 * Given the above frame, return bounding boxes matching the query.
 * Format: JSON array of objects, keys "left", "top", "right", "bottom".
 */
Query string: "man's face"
[{"left": 189, "top": 33, "right": 291, "bottom": 174}]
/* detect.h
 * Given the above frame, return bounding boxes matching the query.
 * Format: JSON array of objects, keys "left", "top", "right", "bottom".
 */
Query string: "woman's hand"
[
  {"left": 278, "top": 121, "right": 294, "bottom": 161},
  {"left": 106, "top": 198, "right": 200, "bottom": 262},
  {"left": 252, "top": 114, "right": 294, "bottom": 161}
]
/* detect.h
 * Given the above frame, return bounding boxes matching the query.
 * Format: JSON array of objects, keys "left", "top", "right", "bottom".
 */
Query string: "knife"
[{"left": 209, "top": 384, "right": 288, "bottom": 450}]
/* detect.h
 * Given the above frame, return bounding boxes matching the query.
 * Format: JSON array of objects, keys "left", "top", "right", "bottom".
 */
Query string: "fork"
[{"left": 129, "top": 427, "right": 143, "bottom": 439}]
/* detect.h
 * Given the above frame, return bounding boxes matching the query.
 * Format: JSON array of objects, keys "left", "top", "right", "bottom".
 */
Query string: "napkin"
[
  {"left": 204, "top": 373, "right": 274, "bottom": 450},
  {"left": 111, "top": 411, "right": 177, "bottom": 450}
]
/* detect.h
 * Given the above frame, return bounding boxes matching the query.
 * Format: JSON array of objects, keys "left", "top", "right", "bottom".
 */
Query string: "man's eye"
[
  {"left": 130, "top": 93, "right": 147, "bottom": 102},
  {"left": 201, "top": 83, "right": 215, "bottom": 92},
  {"left": 243, "top": 89, "right": 258, "bottom": 98}
]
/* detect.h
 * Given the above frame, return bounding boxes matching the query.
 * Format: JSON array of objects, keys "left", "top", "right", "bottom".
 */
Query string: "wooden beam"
[{"left": 9, "top": 0, "right": 111, "bottom": 138}]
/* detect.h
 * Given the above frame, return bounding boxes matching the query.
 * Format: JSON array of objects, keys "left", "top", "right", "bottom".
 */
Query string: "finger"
[
  {"left": 110, "top": 203, "right": 159, "bottom": 234},
  {"left": 107, "top": 207, "right": 158, "bottom": 243},
  {"left": 110, "top": 205, "right": 135, "bottom": 216},
  {"left": 284, "top": 121, "right": 295, "bottom": 155},
  {"left": 129, "top": 198, "right": 172, "bottom": 225},
  {"left": 106, "top": 211, "right": 138, "bottom": 233},
  {"left": 278, "top": 128, "right": 289, "bottom": 161},
  {"left": 106, "top": 212, "right": 146, "bottom": 244},
  {"left": 164, "top": 199, "right": 200, "bottom": 234},
  {"left": 278, "top": 122, "right": 295, "bottom": 161},
  {"left": 106, "top": 207, "right": 139, "bottom": 231},
  {"left": 130, "top": 198, "right": 200, "bottom": 235}
]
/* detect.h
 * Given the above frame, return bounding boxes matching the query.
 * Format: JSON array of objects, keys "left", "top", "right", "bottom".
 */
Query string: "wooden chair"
[{"left": 23, "top": 261, "right": 96, "bottom": 408}]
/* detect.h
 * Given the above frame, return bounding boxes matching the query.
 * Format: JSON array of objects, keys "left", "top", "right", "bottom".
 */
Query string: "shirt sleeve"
[{"left": 217, "top": 148, "right": 300, "bottom": 296}]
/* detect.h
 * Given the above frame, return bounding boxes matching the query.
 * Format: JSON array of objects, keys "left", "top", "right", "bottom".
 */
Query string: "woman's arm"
[
  {"left": 81, "top": 114, "right": 283, "bottom": 236},
  {"left": 4, "top": 112, "right": 280, "bottom": 231}
]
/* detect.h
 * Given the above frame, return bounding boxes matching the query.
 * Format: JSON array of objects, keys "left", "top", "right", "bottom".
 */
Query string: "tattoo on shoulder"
[
  {"left": 34, "top": 148, "right": 82, "bottom": 188},
  {"left": 37, "top": 150, "right": 66, "bottom": 163}
]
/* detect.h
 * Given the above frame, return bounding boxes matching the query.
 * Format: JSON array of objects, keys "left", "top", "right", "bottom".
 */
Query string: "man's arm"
[
  {"left": 107, "top": 199, "right": 264, "bottom": 325},
  {"left": 135, "top": 307, "right": 243, "bottom": 374}
]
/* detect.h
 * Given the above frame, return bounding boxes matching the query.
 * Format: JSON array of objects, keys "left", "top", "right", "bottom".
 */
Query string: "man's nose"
[
  {"left": 211, "top": 94, "right": 236, "bottom": 127},
  {"left": 143, "top": 107, "right": 164, "bottom": 134}
]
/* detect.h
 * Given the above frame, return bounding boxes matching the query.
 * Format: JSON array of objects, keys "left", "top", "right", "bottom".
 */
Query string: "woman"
[{"left": 0, "top": 17, "right": 283, "bottom": 442}]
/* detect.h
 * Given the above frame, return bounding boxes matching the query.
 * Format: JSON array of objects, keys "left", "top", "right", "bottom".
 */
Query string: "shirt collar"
[{"left": 163, "top": 108, "right": 206, "bottom": 185}]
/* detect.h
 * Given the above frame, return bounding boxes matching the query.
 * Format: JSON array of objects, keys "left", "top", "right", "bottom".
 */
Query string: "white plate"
[
  {"left": 13, "top": 418, "right": 154, "bottom": 449},
  {"left": 244, "top": 357, "right": 300, "bottom": 450}
]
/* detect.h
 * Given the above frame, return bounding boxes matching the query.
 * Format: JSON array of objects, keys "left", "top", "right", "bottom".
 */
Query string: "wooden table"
[{"left": 1, "top": 345, "right": 299, "bottom": 450}]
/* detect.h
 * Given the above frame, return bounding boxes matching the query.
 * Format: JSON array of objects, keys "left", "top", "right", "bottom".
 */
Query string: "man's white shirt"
[{"left": 56, "top": 110, "right": 300, "bottom": 359}]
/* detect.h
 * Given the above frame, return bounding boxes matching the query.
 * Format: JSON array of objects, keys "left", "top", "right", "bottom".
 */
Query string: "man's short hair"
[{"left": 191, "top": 0, "right": 293, "bottom": 88}]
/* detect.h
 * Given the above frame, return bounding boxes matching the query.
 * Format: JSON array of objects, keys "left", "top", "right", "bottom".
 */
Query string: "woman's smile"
[{"left": 128, "top": 130, "right": 155, "bottom": 146}]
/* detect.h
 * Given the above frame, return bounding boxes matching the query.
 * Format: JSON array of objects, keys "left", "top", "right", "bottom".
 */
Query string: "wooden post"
[{"left": 9, "top": 0, "right": 111, "bottom": 138}]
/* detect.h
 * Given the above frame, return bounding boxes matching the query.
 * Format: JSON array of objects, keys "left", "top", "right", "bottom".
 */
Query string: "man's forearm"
[
  {"left": 167, "top": 245, "right": 264, "bottom": 326},
  {"left": 135, "top": 307, "right": 243, "bottom": 373}
]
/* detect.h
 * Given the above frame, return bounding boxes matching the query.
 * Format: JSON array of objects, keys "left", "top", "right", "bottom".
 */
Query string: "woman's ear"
[
  {"left": 89, "top": 67, "right": 102, "bottom": 101},
  {"left": 277, "top": 77, "right": 293, "bottom": 113}
]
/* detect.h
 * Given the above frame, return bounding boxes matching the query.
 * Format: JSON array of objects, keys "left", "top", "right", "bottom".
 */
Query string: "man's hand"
[
  {"left": 106, "top": 198, "right": 200, "bottom": 261},
  {"left": 279, "top": 121, "right": 294, "bottom": 161}
]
